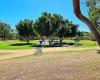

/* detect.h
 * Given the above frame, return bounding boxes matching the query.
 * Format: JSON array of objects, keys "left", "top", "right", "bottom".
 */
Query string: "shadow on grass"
[
  {"left": 10, "top": 43, "right": 33, "bottom": 46},
  {"left": 31, "top": 42, "right": 82, "bottom": 48},
  {"left": 31, "top": 45, "right": 62, "bottom": 47},
  {"left": 10, "top": 42, "right": 82, "bottom": 47}
]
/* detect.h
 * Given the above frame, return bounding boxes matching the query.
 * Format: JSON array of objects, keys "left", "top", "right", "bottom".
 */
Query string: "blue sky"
[{"left": 0, "top": 0, "right": 90, "bottom": 31}]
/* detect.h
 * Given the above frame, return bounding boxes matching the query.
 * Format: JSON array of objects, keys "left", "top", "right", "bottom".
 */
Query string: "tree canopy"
[
  {"left": 16, "top": 19, "right": 36, "bottom": 44},
  {"left": 35, "top": 12, "right": 78, "bottom": 44},
  {"left": 0, "top": 21, "right": 12, "bottom": 40},
  {"left": 73, "top": 0, "right": 100, "bottom": 46}
]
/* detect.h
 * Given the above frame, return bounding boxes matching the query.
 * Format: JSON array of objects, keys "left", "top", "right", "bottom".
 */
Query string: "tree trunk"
[
  {"left": 27, "top": 39, "right": 29, "bottom": 45},
  {"left": 73, "top": 0, "right": 100, "bottom": 46},
  {"left": 59, "top": 38, "right": 63, "bottom": 46},
  {"left": 2, "top": 37, "right": 4, "bottom": 41}
]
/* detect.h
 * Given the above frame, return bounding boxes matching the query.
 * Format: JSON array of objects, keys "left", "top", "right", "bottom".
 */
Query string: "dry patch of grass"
[
  {"left": 0, "top": 49, "right": 100, "bottom": 80},
  {"left": 0, "top": 53, "right": 13, "bottom": 56}
]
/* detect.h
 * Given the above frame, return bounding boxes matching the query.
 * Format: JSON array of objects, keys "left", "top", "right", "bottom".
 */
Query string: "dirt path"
[
  {"left": 0, "top": 47, "right": 99, "bottom": 61},
  {"left": 0, "top": 49, "right": 100, "bottom": 80}
]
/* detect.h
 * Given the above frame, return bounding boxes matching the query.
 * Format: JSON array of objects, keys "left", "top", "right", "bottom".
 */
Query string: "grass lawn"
[
  {"left": 0, "top": 40, "right": 98, "bottom": 50},
  {"left": 0, "top": 40, "right": 38, "bottom": 50},
  {"left": 64, "top": 40, "right": 97, "bottom": 47}
]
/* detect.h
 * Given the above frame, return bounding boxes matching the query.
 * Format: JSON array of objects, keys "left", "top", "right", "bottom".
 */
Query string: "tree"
[
  {"left": 35, "top": 12, "right": 54, "bottom": 37},
  {"left": 16, "top": 19, "right": 36, "bottom": 44},
  {"left": 85, "top": 0, "right": 96, "bottom": 10},
  {"left": 0, "top": 21, "right": 12, "bottom": 40},
  {"left": 87, "top": 6, "right": 100, "bottom": 33},
  {"left": 35, "top": 12, "right": 78, "bottom": 45},
  {"left": 73, "top": 0, "right": 100, "bottom": 46},
  {"left": 77, "top": 31, "right": 94, "bottom": 40},
  {"left": 85, "top": 0, "right": 100, "bottom": 33},
  {"left": 8, "top": 29, "right": 17, "bottom": 40},
  {"left": 55, "top": 20, "right": 78, "bottom": 44}
]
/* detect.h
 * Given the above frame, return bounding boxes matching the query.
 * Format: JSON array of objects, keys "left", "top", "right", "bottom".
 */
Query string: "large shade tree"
[
  {"left": 0, "top": 21, "right": 12, "bottom": 40},
  {"left": 55, "top": 20, "right": 78, "bottom": 44},
  {"left": 16, "top": 19, "right": 36, "bottom": 44},
  {"left": 35, "top": 12, "right": 64, "bottom": 37},
  {"left": 35, "top": 12, "right": 53, "bottom": 37},
  {"left": 73, "top": 0, "right": 100, "bottom": 46},
  {"left": 35, "top": 12, "right": 78, "bottom": 44}
]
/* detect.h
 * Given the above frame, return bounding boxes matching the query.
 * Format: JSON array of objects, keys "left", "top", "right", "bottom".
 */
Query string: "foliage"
[
  {"left": 85, "top": 0, "right": 96, "bottom": 10},
  {"left": 77, "top": 31, "right": 94, "bottom": 40},
  {"left": 35, "top": 12, "right": 54, "bottom": 37},
  {"left": 16, "top": 19, "right": 37, "bottom": 44},
  {"left": 88, "top": 7, "right": 100, "bottom": 33},
  {"left": 0, "top": 21, "right": 13, "bottom": 40},
  {"left": 55, "top": 21, "right": 78, "bottom": 43},
  {"left": 86, "top": 0, "right": 100, "bottom": 33},
  {"left": 35, "top": 12, "right": 78, "bottom": 44}
]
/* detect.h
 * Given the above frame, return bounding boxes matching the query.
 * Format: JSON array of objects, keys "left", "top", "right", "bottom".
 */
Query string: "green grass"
[
  {"left": 64, "top": 40, "right": 97, "bottom": 47},
  {"left": 0, "top": 40, "right": 98, "bottom": 50},
  {"left": 0, "top": 40, "right": 38, "bottom": 50},
  {"left": 79, "top": 40, "right": 97, "bottom": 46}
]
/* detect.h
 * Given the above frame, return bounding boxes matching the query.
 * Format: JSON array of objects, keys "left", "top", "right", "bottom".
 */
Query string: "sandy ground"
[
  {"left": 0, "top": 47, "right": 100, "bottom": 80},
  {"left": 0, "top": 47, "right": 99, "bottom": 61}
]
